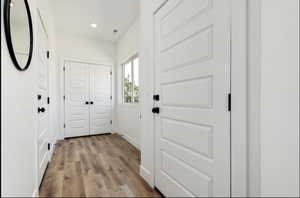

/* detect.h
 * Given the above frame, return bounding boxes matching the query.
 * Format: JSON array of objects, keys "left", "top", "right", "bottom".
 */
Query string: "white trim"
[
  {"left": 59, "top": 57, "right": 66, "bottom": 140},
  {"left": 231, "top": 0, "right": 248, "bottom": 196},
  {"left": 63, "top": 57, "right": 113, "bottom": 67},
  {"left": 36, "top": 9, "right": 49, "bottom": 39},
  {"left": 118, "top": 132, "right": 140, "bottom": 150},
  {"left": 49, "top": 140, "right": 57, "bottom": 161},
  {"left": 141, "top": 0, "right": 248, "bottom": 196},
  {"left": 32, "top": 188, "right": 39, "bottom": 197},
  {"left": 60, "top": 57, "right": 113, "bottom": 139},
  {"left": 36, "top": 7, "right": 51, "bottom": 188},
  {"left": 140, "top": 165, "right": 154, "bottom": 188}
]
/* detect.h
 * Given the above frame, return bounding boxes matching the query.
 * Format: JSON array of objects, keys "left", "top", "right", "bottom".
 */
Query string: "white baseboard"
[
  {"left": 115, "top": 132, "right": 140, "bottom": 150},
  {"left": 32, "top": 188, "right": 39, "bottom": 197},
  {"left": 140, "top": 165, "right": 154, "bottom": 188},
  {"left": 111, "top": 130, "right": 118, "bottom": 134},
  {"left": 49, "top": 141, "right": 56, "bottom": 161}
]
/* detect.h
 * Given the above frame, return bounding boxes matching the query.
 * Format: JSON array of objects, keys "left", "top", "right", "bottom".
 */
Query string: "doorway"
[
  {"left": 64, "top": 60, "right": 112, "bottom": 138},
  {"left": 36, "top": 11, "right": 50, "bottom": 186},
  {"left": 153, "top": 0, "right": 231, "bottom": 196}
]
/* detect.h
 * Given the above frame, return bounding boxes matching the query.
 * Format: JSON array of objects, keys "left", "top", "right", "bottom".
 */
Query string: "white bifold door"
[
  {"left": 154, "top": 0, "right": 231, "bottom": 197},
  {"left": 65, "top": 61, "right": 112, "bottom": 138}
]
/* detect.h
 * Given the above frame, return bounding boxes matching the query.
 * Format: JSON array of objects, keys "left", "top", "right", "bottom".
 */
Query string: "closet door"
[
  {"left": 37, "top": 14, "right": 50, "bottom": 186},
  {"left": 65, "top": 61, "right": 90, "bottom": 138},
  {"left": 89, "top": 65, "right": 112, "bottom": 135},
  {"left": 154, "top": 0, "right": 231, "bottom": 196}
]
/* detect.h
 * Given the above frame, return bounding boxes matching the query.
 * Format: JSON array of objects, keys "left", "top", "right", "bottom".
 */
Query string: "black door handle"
[
  {"left": 38, "top": 107, "right": 46, "bottom": 113},
  {"left": 153, "top": 95, "right": 160, "bottom": 101},
  {"left": 152, "top": 107, "right": 160, "bottom": 114},
  {"left": 85, "top": 101, "right": 89, "bottom": 105},
  {"left": 90, "top": 101, "right": 94, "bottom": 105}
]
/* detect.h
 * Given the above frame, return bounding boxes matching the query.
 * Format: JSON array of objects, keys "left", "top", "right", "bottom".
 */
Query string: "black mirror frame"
[{"left": 3, "top": 0, "right": 34, "bottom": 71}]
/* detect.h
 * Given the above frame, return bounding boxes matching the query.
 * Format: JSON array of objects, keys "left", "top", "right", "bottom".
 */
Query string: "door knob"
[
  {"left": 152, "top": 107, "right": 160, "bottom": 114},
  {"left": 38, "top": 107, "right": 46, "bottom": 113},
  {"left": 90, "top": 101, "right": 94, "bottom": 105},
  {"left": 85, "top": 101, "right": 89, "bottom": 105}
]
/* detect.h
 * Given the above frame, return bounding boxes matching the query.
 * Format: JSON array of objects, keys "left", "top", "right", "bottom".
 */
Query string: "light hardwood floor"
[{"left": 39, "top": 134, "right": 161, "bottom": 197}]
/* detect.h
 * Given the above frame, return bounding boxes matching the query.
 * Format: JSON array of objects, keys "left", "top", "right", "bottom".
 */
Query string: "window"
[{"left": 122, "top": 55, "right": 139, "bottom": 103}]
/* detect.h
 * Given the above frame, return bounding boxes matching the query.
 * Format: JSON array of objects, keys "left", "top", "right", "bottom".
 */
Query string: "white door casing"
[
  {"left": 154, "top": 0, "right": 231, "bottom": 197},
  {"left": 89, "top": 65, "right": 112, "bottom": 135},
  {"left": 37, "top": 13, "right": 50, "bottom": 186},
  {"left": 65, "top": 61, "right": 112, "bottom": 138}
]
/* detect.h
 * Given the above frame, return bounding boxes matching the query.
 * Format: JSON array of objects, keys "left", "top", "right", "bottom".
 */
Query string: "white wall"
[
  {"left": 1, "top": 0, "right": 37, "bottom": 196},
  {"left": 56, "top": 33, "right": 115, "bottom": 65},
  {"left": 139, "top": 0, "right": 155, "bottom": 186},
  {"left": 1, "top": 0, "right": 57, "bottom": 196},
  {"left": 247, "top": 0, "right": 262, "bottom": 196},
  {"left": 248, "top": 1, "right": 300, "bottom": 196},
  {"left": 55, "top": 33, "right": 115, "bottom": 139},
  {"left": 260, "top": 0, "right": 299, "bottom": 196},
  {"left": 115, "top": 18, "right": 141, "bottom": 149}
]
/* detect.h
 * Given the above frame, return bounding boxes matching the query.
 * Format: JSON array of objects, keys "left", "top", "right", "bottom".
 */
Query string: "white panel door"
[
  {"left": 89, "top": 65, "right": 112, "bottom": 135},
  {"left": 37, "top": 15, "right": 50, "bottom": 185},
  {"left": 154, "top": 0, "right": 231, "bottom": 197},
  {"left": 65, "top": 61, "right": 90, "bottom": 138}
]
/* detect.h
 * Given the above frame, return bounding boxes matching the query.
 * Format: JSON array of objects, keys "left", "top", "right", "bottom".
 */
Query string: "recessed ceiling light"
[{"left": 90, "top": 23, "right": 97, "bottom": 28}]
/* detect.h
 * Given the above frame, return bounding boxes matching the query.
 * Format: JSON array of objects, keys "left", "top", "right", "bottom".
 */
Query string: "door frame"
[
  {"left": 35, "top": 8, "right": 51, "bottom": 188},
  {"left": 141, "top": 0, "right": 248, "bottom": 196},
  {"left": 59, "top": 58, "right": 113, "bottom": 139}
]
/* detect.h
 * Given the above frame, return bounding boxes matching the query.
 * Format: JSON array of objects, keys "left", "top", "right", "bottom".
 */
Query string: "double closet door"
[{"left": 65, "top": 61, "right": 112, "bottom": 138}]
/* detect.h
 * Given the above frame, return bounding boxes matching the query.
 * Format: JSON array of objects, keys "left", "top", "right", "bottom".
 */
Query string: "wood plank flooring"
[{"left": 39, "top": 134, "right": 161, "bottom": 197}]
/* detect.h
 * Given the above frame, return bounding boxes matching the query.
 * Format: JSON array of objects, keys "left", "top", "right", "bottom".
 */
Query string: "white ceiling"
[{"left": 51, "top": 0, "right": 140, "bottom": 42}]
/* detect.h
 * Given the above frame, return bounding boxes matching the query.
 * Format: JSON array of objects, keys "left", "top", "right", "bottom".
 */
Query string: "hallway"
[
  {"left": 1, "top": 0, "right": 299, "bottom": 197},
  {"left": 39, "top": 134, "right": 160, "bottom": 197}
]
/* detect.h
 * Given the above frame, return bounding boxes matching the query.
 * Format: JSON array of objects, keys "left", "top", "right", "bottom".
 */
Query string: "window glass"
[
  {"left": 122, "top": 55, "right": 139, "bottom": 104},
  {"left": 123, "top": 62, "right": 132, "bottom": 103},
  {"left": 133, "top": 57, "right": 139, "bottom": 103}
]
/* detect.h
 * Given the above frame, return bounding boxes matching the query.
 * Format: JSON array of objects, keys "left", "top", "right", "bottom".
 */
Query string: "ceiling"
[{"left": 51, "top": 0, "right": 139, "bottom": 42}]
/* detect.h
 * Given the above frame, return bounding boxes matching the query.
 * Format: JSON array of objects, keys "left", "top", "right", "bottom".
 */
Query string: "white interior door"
[
  {"left": 65, "top": 62, "right": 112, "bottom": 138},
  {"left": 37, "top": 14, "right": 50, "bottom": 185},
  {"left": 154, "top": 0, "right": 231, "bottom": 197},
  {"left": 65, "top": 61, "right": 90, "bottom": 138},
  {"left": 89, "top": 65, "right": 112, "bottom": 135}
]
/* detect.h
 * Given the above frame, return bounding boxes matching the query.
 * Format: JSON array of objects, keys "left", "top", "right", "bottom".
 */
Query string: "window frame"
[{"left": 122, "top": 54, "right": 139, "bottom": 104}]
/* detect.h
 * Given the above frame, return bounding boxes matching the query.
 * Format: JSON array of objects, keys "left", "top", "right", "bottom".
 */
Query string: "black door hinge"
[
  {"left": 110, "top": 72, "right": 112, "bottom": 75},
  {"left": 47, "top": 143, "right": 51, "bottom": 150},
  {"left": 64, "top": 124, "right": 66, "bottom": 128},
  {"left": 63, "top": 67, "right": 66, "bottom": 71},
  {"left": 47, "top": 51, "right": 50, "bottom": 59},
  {"left": 110, "top": 96, "right": 112, "bottom": 100},
  {"left": 37, "top": 94, "right": 42, "bottom": 100},
  {"left": 63, "top": 96, "right": 66, "bottom": 100},
  {"left": 110, "top": 120, "right": 112, "bottom": 124},
  {"left": 228, "top": 93, "right": 231, "bottom": 112},
  {"left": 47, "top": 97, "right": 50, "bottom": 104}
]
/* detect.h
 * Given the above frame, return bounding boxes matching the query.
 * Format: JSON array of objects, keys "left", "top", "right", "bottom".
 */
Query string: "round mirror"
[{"left": 4, "top": 0, "right": 33, "bottom": 71}]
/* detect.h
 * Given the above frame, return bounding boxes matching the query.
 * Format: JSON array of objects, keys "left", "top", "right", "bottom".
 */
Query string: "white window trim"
[{"left": 122, "top": 54, "right": 139, "bottom": 104}]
